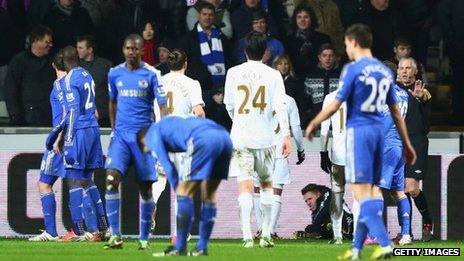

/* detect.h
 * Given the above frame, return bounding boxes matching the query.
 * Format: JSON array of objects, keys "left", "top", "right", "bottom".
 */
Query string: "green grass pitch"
[{"left": 0, "top": 238, "right": 462, "bottom": 260}]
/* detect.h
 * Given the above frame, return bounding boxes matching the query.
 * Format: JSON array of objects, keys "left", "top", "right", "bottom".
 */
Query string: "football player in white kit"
[
  {"left": 224, "top": 31, "right": 291, "bottom": 248},
  {"left": 151, "top": 49, "right": 205, "bottom": 238},
  {"left": 320, "top": 90, "right": 347, "bottom": 244}
]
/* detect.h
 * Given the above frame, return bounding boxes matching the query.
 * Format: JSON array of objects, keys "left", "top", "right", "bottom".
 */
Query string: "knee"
[
  {"left": 106, "top": 170, "right": 121, "bottom": 190},
  {"left": 139, "top": 182, "right": 153, "bottom": 200},
  {"left": 37, "top": 181, "right": 52, "bottom": 193}
]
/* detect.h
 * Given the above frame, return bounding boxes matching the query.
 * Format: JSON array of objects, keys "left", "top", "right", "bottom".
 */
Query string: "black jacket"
[
  {"left": 399, "top": 82, "right": 431, "bottom": 136},
  {"left": 0, "top": 7, "right": 13, "bottom": 66},
  {"left": 4, "top": 50, "right": 56, "bottom": 126},
  {"left": 230, "top": 3, "right": 280, "bottom": 41}
]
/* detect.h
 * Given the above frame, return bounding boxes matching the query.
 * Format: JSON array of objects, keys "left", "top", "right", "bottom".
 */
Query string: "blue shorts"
[
  {"left": 65, "top": 127, "right": 104, "bottom": 170},
  {"left": 169, "top": 128, "right": 233, "bottom": 188},
  {"left": 39, "top": 149, "right": 65, "bottom": 185},
  {"left": 105, "top": 130, "right": 156, "bottom": 182},
  {"left": 345, "top": 125, "right": 384, "bottom": 185},
  {"left": 65, "top": 169, "right": 94, "bottom": 180},
  {"left": 379, "top": 146, "right": 405, "bottom": 191}
]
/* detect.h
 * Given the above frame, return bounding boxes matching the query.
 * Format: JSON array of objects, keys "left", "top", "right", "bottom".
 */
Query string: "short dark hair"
[
  {"left": 198, "top": 1, "right": 215, "bottom": 13},
  {"left": 167, "top": 49, "right": 187, "bottom": 71},
  {"left": 62, "top": 45, "right": 79, "bottom": 70},
  {"left": 245, "top": 31, "right": 267, "bottom": 61},
  {"left": 123, "top": 34, "right": 144, "bottom": 47},
  {"left": 345, "top": 23, "right": 372, "bottom": 48},
  {"left": 318, "top": 43, "right": 335, "bottom": 55},
  {"left": 29, "top": 25, "right": 52, "bottom": 43},
  {"left": 53, "top": 49, "right": 65, "bottom": 71},
  {"left": 252, "top": 10, "right": 269, "bottom": 23},
  {"left": 394, "top": 37, "right": 411, "bottom": 48},
  {"left": 77, "top": 35, "right": 96, "bottom": 51},
  {"left": 301, "top": 183, "right": 319, "bottom": 195},
  {"left": 292, "top": 4, "right": 318, "bottom": 31}
]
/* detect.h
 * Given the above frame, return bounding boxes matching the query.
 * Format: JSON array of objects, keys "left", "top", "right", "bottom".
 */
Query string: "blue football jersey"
[
  {"left": 50, "top": 76, "right": 66, "bottom": 127},
  {"left": 336, "top": 57, "right": 397, "bottom": 127},
  {"left": 383, "top": 83, "right": 409, "bottom": 146},
  {"left": 108, "top": 62, "right": 167, "bottom": 132}
]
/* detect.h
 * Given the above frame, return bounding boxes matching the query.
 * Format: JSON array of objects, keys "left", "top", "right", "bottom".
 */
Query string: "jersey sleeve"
[
  {"left": 320, "top": 94, "right": 332, "bottom": 137},
  {"left": 223, "top": 68, "right": 235, "bottom": 119},
  {"left": 335, "top": 63, "right": 356, "bottom": 102},
  {"left": 288, "top": 97, "right": 304, "bottom": 151},
  {"left": 151, "top": 71, "right": 167, "bottom": 106},
  {"left": 190, "top": 80, "right": 205, "bottom": 107},
  {"left": 63, "top": 73, "right": 81, "bottom": 144},
  {"left": 273, "top": 73, "right": 290, "bottom": 136},
  {"left": 108, "top": 69, "right": 118, "bottom": 101},
  {"left": 386, "top": 80, "right": 398, "bottom": 105}
]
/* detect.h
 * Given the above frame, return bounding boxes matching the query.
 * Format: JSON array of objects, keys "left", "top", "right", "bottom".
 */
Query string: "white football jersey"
[
  {"left": 274, "top": 95, "right": 302, "bottom": 158},
  {"left": 154, "top": 72, "right": 204, "bottom": 120},
  {"left": 320, "top": 91, "right": 346, "bottom": 165},
  {"left": 224, "top": 60, "right": 289, "bottom": 149}
]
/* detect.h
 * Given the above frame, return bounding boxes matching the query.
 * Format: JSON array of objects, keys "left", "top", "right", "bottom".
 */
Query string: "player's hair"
[
  {"left": 53, "top": 49, "right": 65, "bottom": 71},
  {"left": 123, "top": 34, "right": 144, "bottom": 47},
  {"left": 301, "top": 183, "right": 329, "bottom": 195},
  {"left": 245, "top": 31, "right": 267, "bottom": 61},
  {"left": 399, "top": 57, "right": 418, "bottom": 71},
  {"left": 272, "top": 54, "right": 295, "bottom": 77},
  {"left": 167, "top": 49, "right": 187, "bottom": 71},
  {"left": 252, "top": 9, "right": 269, "bottom": 23},
  {"left": 29, "top": 25, "right": 52, "bottom": 43},
  {"left": 394, "top": 37, "right": 411, "bottom": 48},
  {"left": 77, "top": 35, "right": 97, "bottom": 51},
  {"left": 291, "top": 4, "right": 318, "bottom": 31},
  {"left": 345, "top": 23, "right": 372, "bottom": 48},
  {"left": 62, "top": 45, "right": 79, "bottom": 70},
  {"left": 198, "top": 1, "right": 215, "bottom": 13},
  {"left": 317, "top": 43, "right": 335, "bottom": 55}
]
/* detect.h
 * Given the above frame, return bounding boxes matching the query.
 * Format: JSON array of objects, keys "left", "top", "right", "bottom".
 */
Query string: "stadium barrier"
[{"left": 0, "top": 130, "right": 463, "bottom": 239}]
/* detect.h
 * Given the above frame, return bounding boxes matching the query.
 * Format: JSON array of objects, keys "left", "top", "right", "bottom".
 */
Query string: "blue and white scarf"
[{"left": 197, "top": 23, "right": 225, "bottom": 85}]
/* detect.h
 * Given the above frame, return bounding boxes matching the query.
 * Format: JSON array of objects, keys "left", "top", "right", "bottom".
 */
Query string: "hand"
[
  {"left": 45, "top": 127, "right": 61, "bottom": 151},
  {"left": 63, "top": 142, "right": 75, "bottom": 166},
  {"left": 53, "top": 133, "right": 63, "bottom": 155},
  {"left": 282, "top": 136, "right": 292, "bottom": 158},
  {"left": 305, "top": 122, "right": 316, "bottom": 141},
  {"left": 320, "top": 151, "right": 332, "bottom": 174},
  {"left": 404, "top": 143, "right": 417, "bottom": 166},
  {"left": 296, "top": 150, "right": 305, "bottom": 165},
  {"left": 262, "top": 48, "right": 271, "bottom": 64},
  {"left": 409, "top": 79, "right": 425, "bottom": 99}
]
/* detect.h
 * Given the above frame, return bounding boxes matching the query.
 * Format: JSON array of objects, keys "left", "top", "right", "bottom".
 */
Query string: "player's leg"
[
  {"left": 329, "top": 164, "right": 345, "bottom": 244},
  {"left": 270, "top": 156, "right": 290, "bottom": 239},
  {"left": 252, "top": 180, "right": 262, "bottom": 238},
  {"left": 151, "top": 172, "right": 167, "bottom": 232},
  {"left": 83, "top": 170, "right": 109, "bottom": 239},
  {"left": 174, "top": 181, "right": 201, "bottom": 254},
  {"left": 82, "top": 188, "right": 98, "bottom": 235}
]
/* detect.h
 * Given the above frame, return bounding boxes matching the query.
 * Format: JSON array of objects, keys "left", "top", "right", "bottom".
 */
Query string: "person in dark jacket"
[
  {"left": 285, "top": 4, "right": 331, "bottom": 79},
  {"left": 272, "top": 54, "right": 304, "bottom": 110},
  {"left": 301, "top": 43, "right": 340, "bottom": 126},
  {"left": 43, "top": 0, "right": 95, "bottom": 51},
  {"left": 4, "top": 25, "right": 56, "bottom": 126},
  {"left": 76, "top": 35, "right": 112, "bottom": 127},
  {"left": 293, "top": 183, "right": 353, "bottom": 240},
  {"left": 0, "top": 6, "right": 12, "bottom": 101}
]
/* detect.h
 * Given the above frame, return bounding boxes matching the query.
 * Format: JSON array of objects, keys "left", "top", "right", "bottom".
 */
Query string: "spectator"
[
  {"left": 155, "top": 0, "right": 187, "bottom": 43},
  {"left": 4, "top": 25, "right": 55, "bottom": 126},
  {"left": 230, "top": 0, "right": 280, "bottom": 40},
  {"left": 155, "top": 42, "right": 171, "bottom": 76},
  {"left": 234, "top": 10, "right": 284, "bottom": 66},
  {"left": 294, "top": 0, "right": 344, "bottom": 56},
  {"left": 205, "top": 88, "right": 232, "bottom": 131},
  {"left": 5, "top": 0, "right": 29, "bottom": 56},
  {"left": 390, "top": 37, "right": 427, "bottom": 85},
  {"left": 27, "top": 0, "right": 54, "bottom": 29},
  {"left": 79, "top": 0, "right": 116, "bottom": 28},
  {"left": 0, "top": 5, "right": 12, "bottom": 101},
  {"left": 439, "top": 0, "right": 464, "bottom": 123},
  {"left": 179, "top": 1, "right": 230, "bottom": 91},
  {"left": 272, "top": 54, "right": 303, "bottom": 106},
  {"left": 76, "top": 35, "right": 112, "bottom": 127},
  {"left": 285, "top": 4, "right": 331, "bottom": 79},
  {"left": 293, "top": 183, "right": 353, "bottom": 240},
  {"left": 301, "top": 43, "right": 340, "bottom": 125},
  {"left": 43, "top": 0, "right": 95, "bottom": 51},
  {"left": 186, "top": 0, "right": 233, "bottom": 39},
  {"left": 355, "top": 0, "right": 405, "bottom": 61},
  {"left": 141, "top": 21, "right": 158, "bottom": 66},
  {"left": 333, "top": 0, "right": 362, "bottom": 28}
]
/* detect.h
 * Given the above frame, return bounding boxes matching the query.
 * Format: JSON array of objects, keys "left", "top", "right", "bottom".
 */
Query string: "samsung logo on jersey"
[
  {"left": 119, "top": 89, "right": 148, "bottom": 97},
  {"left": 361, "top": 65, "right": 393, "bottom": 80}
]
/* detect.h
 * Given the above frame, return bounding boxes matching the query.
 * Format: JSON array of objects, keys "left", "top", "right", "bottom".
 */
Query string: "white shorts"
[
  {"left": 230, "top": 147, "right": 275, "bottom": 183},
  {"left": 272, "top": 157, "right": 290, "bottom": 186}
]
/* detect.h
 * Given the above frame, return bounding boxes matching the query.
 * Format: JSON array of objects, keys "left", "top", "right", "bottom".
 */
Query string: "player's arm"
[
  {"left": 305, "top": 99, "right": 342, "bottom": 141},
  {"left": 193, "top": 105, "right": 206, "bottom": 118},
  {"left": 274, "top": 75, "right": 292, "bottom": 157},
  {"left": 192, "top": 81, "right": 206, "bottom": 118},
  {"left": 152, "top": 74, "right": 168, "bottom": 118},
  {"left": 389, "top": 103, "right": 417, "bottom": 165},
  {"left": 319, "top": 95, "right": 333, "bottom": 173},
  {"left": 108, "top": 71, "right": 118, "bottom": 130},
  {"left": 109, "top": 100, "right": 117, "bottom": 129},
  {"left": 288, "top": 98, "right": 305, "bottom": 164},
  {"left": 223, "top": 70, "right": 234, "bottom": 120}
]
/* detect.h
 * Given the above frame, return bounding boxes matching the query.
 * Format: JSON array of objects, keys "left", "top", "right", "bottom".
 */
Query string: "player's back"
[
  {"left": 64, "top": 67, "right": 99, "bottom": 129},
  {"left": 109, "top": 62, "right": 163, "bottom": 132},
  {"left": 161, "top": 72, "right": 204, "bottom": 117},
  {"left": 50, "top": 76, "right": 66, "bottom": 127},
  {"left": 383, "top": 84, "right": 408, "bottom": 146},
  {"left": 336, "top": 57, "right": 396, "bottom": 128},
  {"left": 224, "top": 61, "right": 286, "bottom": 149}
]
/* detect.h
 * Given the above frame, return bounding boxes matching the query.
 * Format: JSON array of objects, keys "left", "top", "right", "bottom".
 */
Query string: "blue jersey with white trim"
[
  {"left": 50, "top": 76, "right": 65, "bottom": 127},
  {"left": 383, "top": 83, "right": 408, "bottom": 147},
  {"left": 336, "top": 57, "right": 397, "bottom": 127},
  {"left": 108, "top": 62, "right": 167, "bottom": 132}
]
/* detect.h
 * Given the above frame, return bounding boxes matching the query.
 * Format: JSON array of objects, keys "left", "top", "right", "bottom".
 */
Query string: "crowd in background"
[{"left": 0, "top": 0, "right": 462, "bottom": 128}]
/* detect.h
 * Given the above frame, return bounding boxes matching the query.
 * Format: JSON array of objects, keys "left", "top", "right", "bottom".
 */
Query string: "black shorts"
[{"left": 404, "top": 135, "right": 428, "bottom": 180}]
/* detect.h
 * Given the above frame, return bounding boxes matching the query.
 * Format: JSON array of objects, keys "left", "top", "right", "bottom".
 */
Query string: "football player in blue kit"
[
  {"left": 140, "top": 116, "right": 232, "bottom": 257},
  {"left": 104, "top": 34, "right": 168, "bottom": 249},
  {"left": 46, "top": 46, "right": 107, "bottom": 241},
  {"left": 305, "top": 24, "right": 416, "bottom": 259}
]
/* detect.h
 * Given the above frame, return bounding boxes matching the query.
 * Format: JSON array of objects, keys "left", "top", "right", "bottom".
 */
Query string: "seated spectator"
[
  {"left": 301, "top": 43, "right": 340, "bottom": 126},
  {"left": 293, "top": 183, "right": 353, "bottom": 240},
  {"left": 155, "top": 42, "right": 171, "bottom": 76},
  {"left": 272, "top": 54, "right": 303, "bottom": 105},
  {"left": 231, "top": 0, "right": 280, "bottom": 40},
  {"left": 390, "top": 37, "right": 427, "bottom": 85},
  {"left": 204, "top": 87, "right": 232, "bottom": 131},
  {"left": 186, "top": 0, "right": 232, "bottom": 39},
  {"left": 179, "top": 1, "right": 230, "bottom": 91},
  {"left": 234, "top": 10, "right": 284, "bottom": 66},
  {"left": 43, "top": 0, "right": 95, "bottom": 51},
  {"left": 76, "top": 35, "right": 112, "bottom": 127},
  {"left": 4, "top": 25, "right": 56, "bottom": 126},
  {"left": 285, "top": 4, "right": 331, "bottom": 79},
  {"left": 141, "top": 21, "right": 158, "bottom": 66}
]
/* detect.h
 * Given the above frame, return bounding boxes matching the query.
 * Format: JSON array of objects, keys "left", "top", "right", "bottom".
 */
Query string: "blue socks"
[
  {"left": 86, "top": 184, "right": 108, "bottom": 231},
  {"left": 140, "top": 197, "right": 156, "bottom": 241},
  {"left": 175, "top": 196, "right": 194, "bottom": 252},
  {"left": 40, "top": 192, "right": 58, "bottom": 237},
  {"left": 197, "top": 202, "right": 217, "bottom": 251},
  {"left": 360, "top": 198, "right": 391, "bottom": 247},
  {"left": 353, "top": 218, "right": 368, "bottom": 251},
  {"left": 83, "top": 192, "right": 98, "bottom": 233},
  {"left": 397, "top": 197, "right": 411, "bottom": 236},
  {"left": 105, "top": 189, "right": 121, "bottom": 236},
  {"left": 69, "top": 186, "right": 84, "bottom": 235}
]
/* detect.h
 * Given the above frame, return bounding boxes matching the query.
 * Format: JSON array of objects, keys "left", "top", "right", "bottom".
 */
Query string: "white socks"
[
  {"left": 330, "top": 190, "right": 344, "bottom": 239},
  {"left": 253, "top": 192, "right": 262, "bottom": 230},
  {"left": 260, "top": 188, "right": 273, "bottom": 239},
  {"left": 238, "top": 192, "right": 253, "bottom": 240},
  {"left": 352, "top": 197, "right": 360, "bottom": 237},
  {"left": 152, "top": 175, "right": 167, "bottom": 204},
  {"left": 270, "top": 194, "right": 282, "bottom": 234}
]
